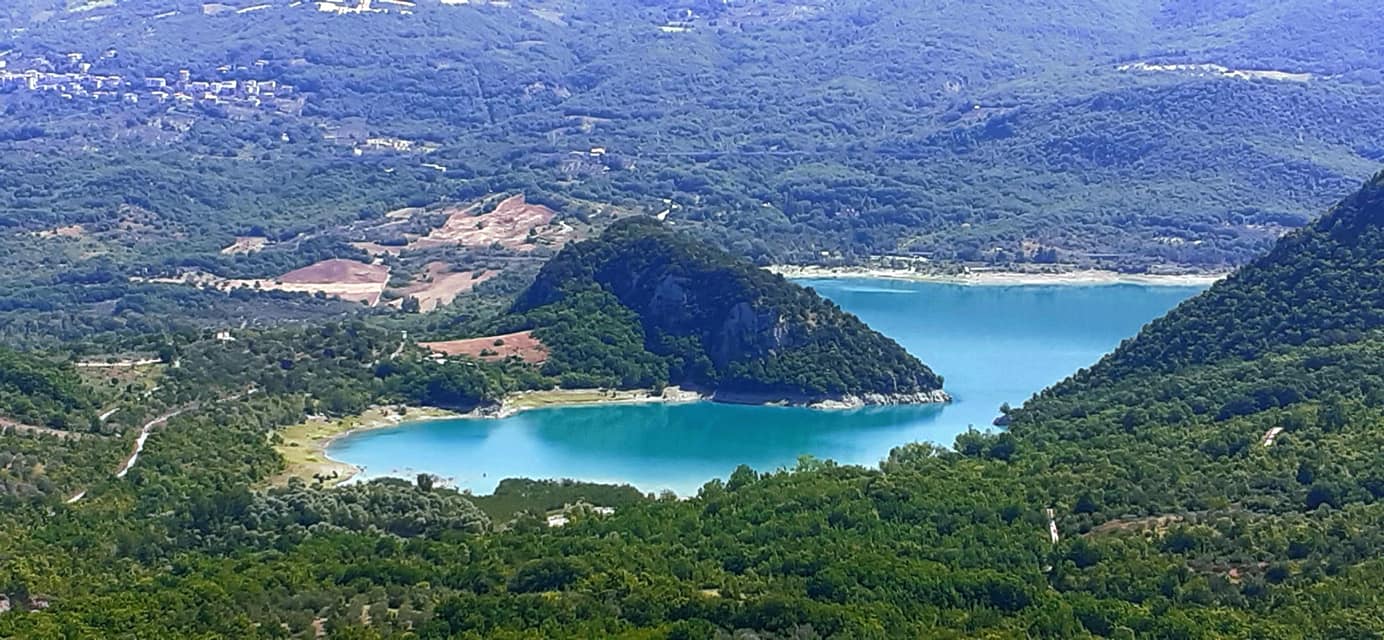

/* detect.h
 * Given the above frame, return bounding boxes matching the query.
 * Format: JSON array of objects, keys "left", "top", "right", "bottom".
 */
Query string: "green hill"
[
  {"left": 0, "top": 347, "right": 95, "bottom": 429},
  {"left": 1010, "top": 171, "right": 1384, "bottom": 519},
  {"left": 508, "top": 218, "right": 946, "bottom": 403},
  {"left": 10, "top": 180, "right": 1384, "bottom": 638},
  {"left": 1066, "top": 170, "right": 1384, "bottom": 383}
]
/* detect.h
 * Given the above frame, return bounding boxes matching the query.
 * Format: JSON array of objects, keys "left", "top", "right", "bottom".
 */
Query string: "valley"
[
  {"left": 329, "top": 278, "right": 1204, "bottom": 494},
  {"left": 2, "top": 0, "right": 1384, "bottom": 637}
]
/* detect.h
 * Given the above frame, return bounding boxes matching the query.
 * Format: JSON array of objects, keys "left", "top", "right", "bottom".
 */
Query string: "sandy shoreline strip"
[
  {"left": 489, "top": 386, "right": 706, "bottom": 418},
  {"left": 270, "top": 406, "right": 462, "bottom": 487},
  {"left": 769, "top": 265, "right": 1227, "bottom": 287},
  {"left": 278, "top": 390, "right": 707, "bottom": 486}
]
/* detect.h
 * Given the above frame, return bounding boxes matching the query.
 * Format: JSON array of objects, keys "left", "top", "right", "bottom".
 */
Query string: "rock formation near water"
[{"left": 508, "top": 218, "right": 948, "bottom": 406}]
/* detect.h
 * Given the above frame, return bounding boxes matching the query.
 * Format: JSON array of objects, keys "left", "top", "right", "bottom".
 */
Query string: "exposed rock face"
[
  {"left": 712, "top": 301, "right": 787, "bottom": 368},
  {"left": 647, "top": 274, "right": 689, "bottom": 314},
  {"left": 813, "top": 390, "right": 953, "bottom": 409},
  {"left": 511, "top": 218, "right": 946, "bottom": 399},
  {"left": 649, "top": 274, "right": 795, "bottom": 370}
]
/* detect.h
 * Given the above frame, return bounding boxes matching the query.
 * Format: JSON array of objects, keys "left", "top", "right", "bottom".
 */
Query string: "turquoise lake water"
[{"left": 330, "top": 279, "right": 1205, "bottom": 495}]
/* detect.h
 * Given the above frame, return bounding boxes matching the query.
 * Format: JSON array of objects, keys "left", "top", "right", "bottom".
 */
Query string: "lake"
[{"left": 330, "top": 279, "right": 1205, "bottom": 495}]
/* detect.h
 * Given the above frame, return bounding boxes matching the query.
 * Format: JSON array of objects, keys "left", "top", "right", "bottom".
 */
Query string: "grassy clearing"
[
  {"left": 505, "top": 388, "right": 626, "bottom": 409},
  {"left": 267, "top": 406, "right": 457, "bottom": 487}
]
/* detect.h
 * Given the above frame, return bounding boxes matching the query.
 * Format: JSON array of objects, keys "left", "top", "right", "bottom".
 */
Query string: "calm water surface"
[{"left": 331, "top": 279, "right": 1204, "bottom": 494}]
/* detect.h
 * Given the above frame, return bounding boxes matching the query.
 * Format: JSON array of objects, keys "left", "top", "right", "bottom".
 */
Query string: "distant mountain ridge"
[{"left": 509, "top": 218, "right": 947, "bottom": 405}]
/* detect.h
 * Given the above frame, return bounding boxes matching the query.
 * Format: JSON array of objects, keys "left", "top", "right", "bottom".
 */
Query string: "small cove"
[{"left": 329, "top": 279, "right": 1206, "bottom": 495}]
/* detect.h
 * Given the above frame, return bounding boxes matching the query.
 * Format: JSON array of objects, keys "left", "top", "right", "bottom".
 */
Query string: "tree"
[
  {"left": 1074, "top": 492, "right": 1100, "bottom": 515},
  {"left": 727, "top": 464, "right": 758, "bottom": 491},
  {"left": 986, "top": 432, "right": 1018, "bottom": 461}
]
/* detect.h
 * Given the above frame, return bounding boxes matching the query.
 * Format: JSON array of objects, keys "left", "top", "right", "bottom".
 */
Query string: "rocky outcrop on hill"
[{"left": 509, "top": 219, "right": 947, "bottom": 403}]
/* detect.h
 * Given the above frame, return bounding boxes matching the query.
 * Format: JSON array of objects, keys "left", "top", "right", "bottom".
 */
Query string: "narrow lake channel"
[{"left": 330, "top": 279, "right": 1206, "bottom": 495}]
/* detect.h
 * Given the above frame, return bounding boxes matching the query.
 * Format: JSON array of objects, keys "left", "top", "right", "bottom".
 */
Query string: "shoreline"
[
  {"left": 270, "top": 405, "right": 462, "bottom": 487},
  {"left": 768, "top": 265, "right": 1227, "bottom": 287},
  {"left": 478, "top": 386, "right": 708, "bottom": 419},
  {"left": 292, "top": 386, "right": 950, "bottom": 486},
  {"left": 278, "top": 392, "right": 706, "bottom": 486},
  {"left": 456, "top": 385, "right": 949, "bottom": 421}
]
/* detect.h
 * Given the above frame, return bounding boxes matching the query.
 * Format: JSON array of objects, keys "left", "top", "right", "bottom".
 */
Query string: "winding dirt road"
[
  {"left": 66, "top": 389, "right": 256, "bottom": 503},
  {"left": 114, "top": 408, "right": 189, "bottom": 479}
]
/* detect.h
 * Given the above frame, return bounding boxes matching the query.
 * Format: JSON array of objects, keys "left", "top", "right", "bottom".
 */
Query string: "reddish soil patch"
[
  {"left": 280, "top": 259, "right": 391, "bottom": 285},
  {"left": 390, "top": 263, "right": 496, "bottom": 312},
  {"left": 421, "top": 330, "right": 549, "bottom": 364},
  {"left": 416, "top": 194, "right": 569, "bottom": 252},
  {"left": 268, "top": 259, "right": 391, "bottom": 306},
  {"left": 140, "top": 259, "right": 391, "bottom": 306}
]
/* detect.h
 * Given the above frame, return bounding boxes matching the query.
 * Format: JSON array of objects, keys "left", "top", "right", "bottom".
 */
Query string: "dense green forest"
[
  {"left": 0, "top": 347, "right": 96, "bottom": 428},
  {"left": 506, "top": 218, "right": 944, "bottom": 399},
  {"left": 0, "top": 0, "right": 1370, "bottom": 272},
  {"left": 3, "top": 171, "right": 1384, "bottom": 635},
  {"left": 5, "top": 0, "right": 1384, "bottom": 636},
  {"left": 0, "top": 0, "right": 1382, "bottom": 346}
]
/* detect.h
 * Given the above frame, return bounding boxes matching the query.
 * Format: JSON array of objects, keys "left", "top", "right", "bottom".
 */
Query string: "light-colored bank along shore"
[
  {"left": 769, "top": 265, "right": 1228, "bottom": 287},
  {"left": 269, "top": 390, "right": 707, "bottom": 486},
  {"left": 269, "top": 406, "right": 462, "bottom": 487},
  {"left": 276, "top": 385, "right": 951, "bottom": 486},
  {"left": 480, "top": 386, "right": 707, "bottom": 419}
]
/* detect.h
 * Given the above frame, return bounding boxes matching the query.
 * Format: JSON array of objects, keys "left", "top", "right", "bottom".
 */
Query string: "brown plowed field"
[
  {"left": 420, "top": 330, "right": 549, "bottom": 364},
  {"left": 389, "top": 263, "right": 496, "bottom": 312},
  {"left": 279, "top": 259, "right": 391, "bottom": 285}
]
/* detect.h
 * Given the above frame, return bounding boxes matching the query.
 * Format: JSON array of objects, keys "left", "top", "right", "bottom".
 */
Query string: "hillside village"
[{"left": 0, "top": 49, "right": 300, "bottom": 113}]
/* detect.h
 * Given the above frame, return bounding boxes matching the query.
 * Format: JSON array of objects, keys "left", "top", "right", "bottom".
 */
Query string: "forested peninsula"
[{"left": 497, "top": 218, "right": 948, "bottom": 406}]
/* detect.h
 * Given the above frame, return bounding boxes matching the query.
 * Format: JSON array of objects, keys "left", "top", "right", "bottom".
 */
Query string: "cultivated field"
[
  {"left": 388, "top": 262, "right": 495, "bottom": 312},
  {"left": 420, "top": 330, "right": 549, "bottom": 364},
  {"left": 414, "top": 194, "right": 572, "bottom": 252},
  {"left": 145, "top": 258, "right": 391, "bottom": 306}
]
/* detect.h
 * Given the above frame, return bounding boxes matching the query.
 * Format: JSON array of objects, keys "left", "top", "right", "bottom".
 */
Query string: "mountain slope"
[
  {"left": 1056, "top": 170, "right": 1384, "bottom": 386},
  {"left": 1009, "top": 171, "right": 1384, "bottom": 519},
  {"left": 11, "top": 183, "right": 1384, "bottom": 640},
  {"left": 509, "top": 218, "right": 946, "bottom": 403},
  {"left": 0, "top": 347, "right": 96, "bottom": 429}
]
